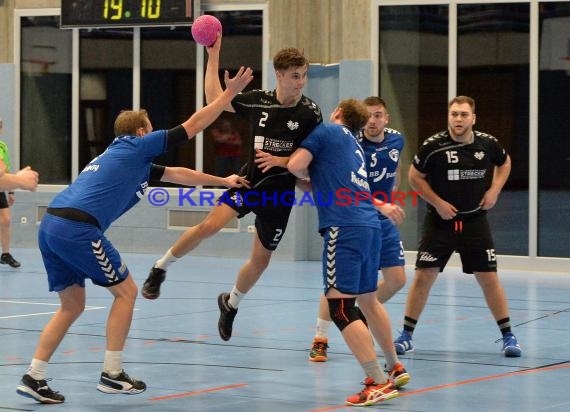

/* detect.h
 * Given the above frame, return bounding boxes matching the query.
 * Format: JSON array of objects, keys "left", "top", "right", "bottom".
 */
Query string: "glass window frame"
[
  {"left": 372, "top": 0, "right": 567, "bottom": 267},
  {"left": 14, "top": 3, "right": 267, "bottom": 193}
]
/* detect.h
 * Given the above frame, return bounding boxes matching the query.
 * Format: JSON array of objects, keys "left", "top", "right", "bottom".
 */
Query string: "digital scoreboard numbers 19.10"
[{"left": 60, "top": 0, "right": 194, "bottom": 28}]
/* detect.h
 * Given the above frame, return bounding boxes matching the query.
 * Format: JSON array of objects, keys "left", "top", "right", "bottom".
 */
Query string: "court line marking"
[
  {"left": 309, "top": 362, "right": 570, "bottom": 411},
  {"left": 0, "top": 300, "right": 105, "bottom": 320},
  {"left": 0, "top": 300, "right": 63, "bottom": 306},
  {"left": 148, "top": 383, "right": 248, "bottom": 401}
]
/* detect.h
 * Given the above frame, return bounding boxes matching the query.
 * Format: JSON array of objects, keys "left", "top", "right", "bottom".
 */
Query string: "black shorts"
[
  {"left": 219, "top": 187, "right": 293, "bottom": 251},
  {"left": 415, "top": 212, "right": 497, "bottom": 274},
  {"left": 0, "top": 192, "right": 8, "bottom": 209}
]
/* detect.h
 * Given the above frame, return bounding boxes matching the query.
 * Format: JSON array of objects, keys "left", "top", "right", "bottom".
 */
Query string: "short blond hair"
[{"left": 114, "top": 109, "right": 149, "bottom": 136}]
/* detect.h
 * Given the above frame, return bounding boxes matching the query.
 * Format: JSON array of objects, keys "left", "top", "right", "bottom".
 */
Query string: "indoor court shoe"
[
  {"left": 345, "top": 377, "right": 399, "bottom": 406},
  {"left": 141, "top": 266, "right": 166, "bottom": 299},
  {"left": 502, "top": 332, "right": 522, "bottom": 357},
  {"left": 217, "top": 292, "right": 238, "bottom": 341},
  {"left": 16, "top": 374, "right": 65, "bottom": 404},
  {"left": 309, "top": 337, "right": 329, "bottom": 362},
  {"left": 1, "top": 252, "right": 21, "bottom": 268},
  {"left": 96, "top": 370, "right": 146, "bottom": 394},
  {"left": 386, "top": 362, "right": 410, "bottom": 389},
  {"left": 394, "top": 330, "right": 414, "bottom": 355}
]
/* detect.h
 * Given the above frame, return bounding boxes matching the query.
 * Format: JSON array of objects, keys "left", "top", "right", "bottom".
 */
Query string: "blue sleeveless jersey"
[
  {"left": 299, "top": 123, "right": 380, "bottom": 231},
  {"left": 50, "top": 130, "right": 168, "bottom": 231}
]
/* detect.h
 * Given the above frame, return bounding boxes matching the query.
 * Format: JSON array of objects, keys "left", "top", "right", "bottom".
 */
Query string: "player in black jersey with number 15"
[
  {"left": 393, "top": 96, "right": 522, "bottom": 358},
  {"left": 142, "top": 34, "right": 322, "bottom": 342}
]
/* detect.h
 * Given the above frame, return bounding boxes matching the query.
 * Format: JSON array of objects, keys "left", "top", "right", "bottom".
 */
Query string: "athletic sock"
[
  {"left": 155, "top": 248, "right": 178, "bottom": 270},
  {"left": 27, "top": 358, "right": 48, "bottom": 381},
  {"left": 227, "top": 286, "right": 245, "bottom": 309},
  {"left": 403, "top": 316, "right": 418, "bottom": 334},
  {"left": 361, "top": 360, "right": 386, "bottom": 384},
  {"left": 315, "top": 318, "right": 332, "bottom": 339},
  {"left": 103, "top": 350, "right": 123, "bottom": 378},
  {"left": 497, "top": 317, "right": 512, "bottom": 335},
  {"left": 384, "top": 351, "right": 400, "bottom": 371}
]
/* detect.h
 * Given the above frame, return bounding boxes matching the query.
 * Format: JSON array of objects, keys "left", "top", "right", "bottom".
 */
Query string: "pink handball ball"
[{"left": 191, "top": 15, "right": 222, "bottom": 47}]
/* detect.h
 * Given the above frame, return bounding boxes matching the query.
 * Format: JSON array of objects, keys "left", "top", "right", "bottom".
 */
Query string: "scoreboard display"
[{"left": 60, "top": 0, "right": 194, "bottom": 28}]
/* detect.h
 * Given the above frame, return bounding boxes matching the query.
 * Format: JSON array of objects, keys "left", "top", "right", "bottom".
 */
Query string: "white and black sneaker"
[
  {"left": 16, "top": 374, "right": 65, "bottom": 404},
  {"left": 217, "top": 292, "right": 238, "bottom": 341},
  {"left": 141, "top": 266, "right": 166, "bottom": 299},
  {"left": 97, "top": 370, "right": 146, "bottom": 394}
]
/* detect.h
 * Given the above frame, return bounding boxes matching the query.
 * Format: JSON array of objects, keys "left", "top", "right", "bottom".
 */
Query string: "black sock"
[
  {"left": 403, "top": 316, "right": 418, "bottom": 335},
  {"left": 497, "top": 317, "right": 512, "bottom": 335}
]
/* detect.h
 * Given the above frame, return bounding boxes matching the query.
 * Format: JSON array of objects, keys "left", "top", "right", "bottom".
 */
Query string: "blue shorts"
[
  {"left": 39, "top": 214, "right": 129, "bottom": 292},
  {"left": 379, "top": 218, "right": 405, "bottom": 269},
  {"left": 321, "top": 226, "right": 381, "bottom": 295}
]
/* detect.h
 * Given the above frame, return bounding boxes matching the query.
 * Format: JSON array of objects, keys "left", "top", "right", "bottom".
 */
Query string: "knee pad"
[{"left": 328, "top": 297, "right": 361, "bottom": 332}]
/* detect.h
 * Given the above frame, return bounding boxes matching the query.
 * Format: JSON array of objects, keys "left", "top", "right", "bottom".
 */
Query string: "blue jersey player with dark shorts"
[
  {"left": 307, "top": 98, "right": 409, "bottom": 388},
  {"left": 288, "top": 99, "right": 402, "bottom": 407},
  {"left": 393, "top": 95, "right": 522, "bottom": 358},
  {"left": 16, "top": 67, "right": 253, "bottom": 404}
]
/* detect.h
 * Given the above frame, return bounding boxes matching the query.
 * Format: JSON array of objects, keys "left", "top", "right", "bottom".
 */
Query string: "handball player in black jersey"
[
  {"left": 394, "top": 96, "right": 522, "bottom": 357},
  {"left": 142, "top": 34, "right": 322, "bottom": 341}
]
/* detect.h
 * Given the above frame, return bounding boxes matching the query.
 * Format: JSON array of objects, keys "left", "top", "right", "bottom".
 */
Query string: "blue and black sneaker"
[
  {"left": 394, "top": 330, "right": 414, "bottom": 355},
  {"left": 501, "top": 332, "right": 522, "bottom": 357}
]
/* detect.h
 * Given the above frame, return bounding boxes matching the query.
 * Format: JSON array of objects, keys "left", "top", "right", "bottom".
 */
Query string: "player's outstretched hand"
[
  {"left": 224, "top": 66, "right": 253, "bottom": 96},
  {"left": 15, "top": 166, "right": 39, "bottom": 192},
  {"left": 223, "top": 174, "right": 250, "bottom": 189}
]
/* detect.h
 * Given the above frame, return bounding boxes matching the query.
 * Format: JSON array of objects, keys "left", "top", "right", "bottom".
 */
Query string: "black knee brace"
[{"left": 328, "top": 297, "right": 361, "bottom": 332}]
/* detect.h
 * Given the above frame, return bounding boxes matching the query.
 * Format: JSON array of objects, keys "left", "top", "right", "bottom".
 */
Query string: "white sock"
[
  {"left": 27, "top": 358, "right": 48, "bottom": 381},
  {"left": 103, "top": 350, "right": 123, "bottom": 378},
  {"left": 227, "top": 286, "right": 245, "bottom": 309},
  {"left": 315, "top": 318, "right": 332, "bottom": 339},
  {"left": 155, "top": 248, "right": 178, "bottom": 270},
  {"left": 361, "top": 360, "right": 386, "bottom": 384}
]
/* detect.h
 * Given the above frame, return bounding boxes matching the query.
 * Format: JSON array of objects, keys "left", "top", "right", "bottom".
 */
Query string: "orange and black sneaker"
[
  {"left": 345, "top": 377, "right": 399, "bottom": 406},
  {"left": 308, "top": 337, "right": 328, "bottom": 362},
  {"left": 386, "top": 362, "right": 410, "bottom": 389}
]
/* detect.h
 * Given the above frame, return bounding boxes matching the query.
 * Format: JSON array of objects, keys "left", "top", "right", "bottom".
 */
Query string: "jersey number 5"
[{"left": 370, "top": 153, "right": 377, "bottom": 168}]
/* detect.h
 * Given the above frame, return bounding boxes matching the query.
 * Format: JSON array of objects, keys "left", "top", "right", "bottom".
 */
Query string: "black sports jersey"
[
  {"left": 412, "top": 130, "right": 508, "bottom": 215},
  {"left": 232, "top": 90, "right": 322, "bottom": 190}
]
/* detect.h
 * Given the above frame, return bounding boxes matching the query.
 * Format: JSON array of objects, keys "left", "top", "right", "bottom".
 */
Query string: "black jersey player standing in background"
[
  {"left": 142, "top": 34, "right": 322, "bottom": 342},
  {"left": 394, "top": 95, "right": 522, "bottom": 357}
]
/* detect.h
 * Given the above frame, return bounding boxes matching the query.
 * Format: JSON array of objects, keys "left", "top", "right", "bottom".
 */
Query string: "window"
[
  {"left": 538, "top": 2, "right": 570, "bottom": 257},
  {"left": 200, "top": 10, "right": 263, "bottom": 181},
  {"left": 20, "top": 16, "right": 72, "bottom": 184},
  {"left": 377, "top": 4, "right": 449, "bottom": 251},
  {"left": 457, "top": 3, "right": 530, "bottom": 256},
  {"left": 79, "top": 28, "right": 133, "bottom": 169},
  {"left": 141, "top": 26, "right": 196, "bottom": 173}
]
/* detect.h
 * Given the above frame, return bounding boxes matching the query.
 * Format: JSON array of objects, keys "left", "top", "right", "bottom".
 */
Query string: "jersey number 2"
[{"left": 259, "top": 112, "right": 269, "bottom": 128}]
